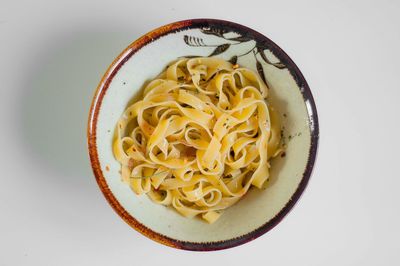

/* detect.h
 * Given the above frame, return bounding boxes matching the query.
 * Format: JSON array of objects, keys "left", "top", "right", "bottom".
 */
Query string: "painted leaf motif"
[
  {"left": 183, "top": 35, "right": 190, "bottom": 45},
  {"left": 200, "top": 28, "right": 228, "bottom": 37},
  {"left": 228, "top": 55, "right": 238, "bottom": 65},
  {"left": 228, "top": 36, "right": 252, "bottom": 42},
  {"left": 209, "top": 44, "right": 230, "bottom": 56},
  {"left": 184, "top": 35, "right": 205, "bottom": 47},
  {"left": 257, "top": 46, "right": 286, "bottom": 69},
  {"left": 256, "top": 60, "right": 267, "bottom": 84}
]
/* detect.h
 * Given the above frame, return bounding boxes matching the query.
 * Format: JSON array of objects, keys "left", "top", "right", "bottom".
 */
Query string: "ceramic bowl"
[{"left": 87, "top": 19, "right": 319, "bottom": 251}]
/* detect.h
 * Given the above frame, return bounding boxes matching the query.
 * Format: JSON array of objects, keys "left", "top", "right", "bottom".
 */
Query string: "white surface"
[{"left": 0, "top": 0, "right": 399, "bottom": 265}]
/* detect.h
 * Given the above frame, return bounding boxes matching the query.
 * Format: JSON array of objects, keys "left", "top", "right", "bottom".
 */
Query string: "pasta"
[{"left": 113, "top": 57, "right": 282, "bottom": 223}]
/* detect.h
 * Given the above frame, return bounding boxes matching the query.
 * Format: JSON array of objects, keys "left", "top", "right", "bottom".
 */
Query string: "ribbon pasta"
[{"left": 113, "top": 57, "right": 282, "bottom": 223}]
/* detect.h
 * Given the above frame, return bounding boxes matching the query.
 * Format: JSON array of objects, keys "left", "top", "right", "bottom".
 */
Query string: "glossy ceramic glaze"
[{"left": 87, "top": 19, "right": 319, "bottom": 251}]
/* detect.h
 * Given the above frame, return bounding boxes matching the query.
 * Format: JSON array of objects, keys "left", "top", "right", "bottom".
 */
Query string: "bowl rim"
[{"left": 87, "top": 18, "right": 319, "bottom": 251}]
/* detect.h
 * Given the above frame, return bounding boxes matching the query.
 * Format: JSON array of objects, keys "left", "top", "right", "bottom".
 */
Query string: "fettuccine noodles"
[{"left": 113, "top": 57, "right": 282, "bottom": 223}]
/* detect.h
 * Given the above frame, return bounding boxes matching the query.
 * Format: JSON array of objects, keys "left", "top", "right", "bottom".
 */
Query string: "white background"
[{"left": 1, "top": 0, "right": 399, "bottom": 265}]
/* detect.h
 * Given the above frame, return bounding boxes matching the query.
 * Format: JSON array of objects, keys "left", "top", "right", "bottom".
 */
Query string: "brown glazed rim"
[{"left": 87, "top": 19, "right": 319, "bottom": 251}]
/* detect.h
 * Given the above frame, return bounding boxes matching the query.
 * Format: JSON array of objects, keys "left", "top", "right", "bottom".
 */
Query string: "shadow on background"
[
  {"left": 14, "top": 25, "right": 164, "bottom": 250},
  {"left": 18, "top": 26, "right": 141, "bottom": 190}
]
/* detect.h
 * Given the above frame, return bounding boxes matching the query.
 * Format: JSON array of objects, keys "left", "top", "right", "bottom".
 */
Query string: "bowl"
[{"left": 87, "top": 19, "right": 319, "bottom": 251}]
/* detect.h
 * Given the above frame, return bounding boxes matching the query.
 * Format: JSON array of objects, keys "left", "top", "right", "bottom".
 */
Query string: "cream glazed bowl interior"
[{"left": 87, "top": 19, "right": 319, "bottom": 251}]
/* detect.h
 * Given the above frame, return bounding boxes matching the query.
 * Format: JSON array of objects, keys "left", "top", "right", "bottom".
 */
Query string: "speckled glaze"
[{"left": 87, "top": 19, "right": 319, "bottom": 251}]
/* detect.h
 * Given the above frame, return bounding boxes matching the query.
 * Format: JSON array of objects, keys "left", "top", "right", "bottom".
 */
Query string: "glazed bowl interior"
[{"left": 88, "top": 19, "right": 318, "bottom": 250}]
